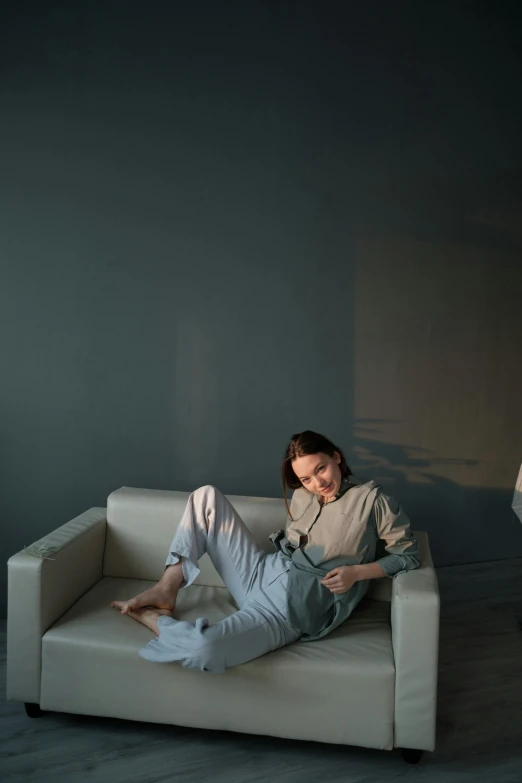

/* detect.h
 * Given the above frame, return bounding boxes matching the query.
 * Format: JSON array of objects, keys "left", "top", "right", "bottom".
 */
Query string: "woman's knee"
[{"left": 192, "top": 484, "right": 222, "bottom": 503}]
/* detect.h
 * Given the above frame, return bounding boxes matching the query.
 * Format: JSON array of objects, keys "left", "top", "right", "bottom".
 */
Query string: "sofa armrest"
[
  {"left": 390, "top": 531, "right": 440, "bottom": 752},
  {"left": 7, "top": 507, "right": 107, "bottom": 704}
]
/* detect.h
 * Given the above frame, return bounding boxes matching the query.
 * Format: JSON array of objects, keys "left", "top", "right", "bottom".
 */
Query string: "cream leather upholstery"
[{"left": 7, "top": 486, "right": 440, "bottom": 753}]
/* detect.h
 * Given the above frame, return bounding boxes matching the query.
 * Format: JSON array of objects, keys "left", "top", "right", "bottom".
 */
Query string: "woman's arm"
[
  {"left": 353, "top": 561, "right": 387, "bottom": 581},
  {"left": 371, "top": 492, "right": 421, "bottom": 578}
]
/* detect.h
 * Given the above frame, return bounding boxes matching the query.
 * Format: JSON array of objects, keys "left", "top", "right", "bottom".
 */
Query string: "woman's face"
[{"left": 291, "top": 451, "right": 342, "bottom": 499}]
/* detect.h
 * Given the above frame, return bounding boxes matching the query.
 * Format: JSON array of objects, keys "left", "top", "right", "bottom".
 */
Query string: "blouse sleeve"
[{"left": 372, "top": 492, "right": 421, "bottom": 578}]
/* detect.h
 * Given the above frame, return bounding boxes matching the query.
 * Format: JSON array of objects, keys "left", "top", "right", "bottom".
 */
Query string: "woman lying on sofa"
[{"left": 110, "top": 430, "right": 420, "bottom": 674}]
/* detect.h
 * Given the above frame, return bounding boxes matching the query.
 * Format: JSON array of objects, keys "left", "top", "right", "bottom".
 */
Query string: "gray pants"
[{"left": 139, "top": 485, "right": 301, "bottom": 673}]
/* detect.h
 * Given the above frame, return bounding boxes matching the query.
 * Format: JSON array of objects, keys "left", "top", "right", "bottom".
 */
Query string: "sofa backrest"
[
  {"left": 103, "top": 485, "right": 398, "bottom": 602},
  {"left": 103, "top": 486, "right": 288, "bottom": 587}
]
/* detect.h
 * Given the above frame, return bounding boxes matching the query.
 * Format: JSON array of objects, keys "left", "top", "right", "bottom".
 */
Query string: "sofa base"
[{"left": 22, "top": 702, "right": 427, "bottom": 764}]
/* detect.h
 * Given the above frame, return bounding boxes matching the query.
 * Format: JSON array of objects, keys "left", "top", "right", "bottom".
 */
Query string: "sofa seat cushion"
[{"left": 41, "top": 577, "right": 396, "bottom": 750}]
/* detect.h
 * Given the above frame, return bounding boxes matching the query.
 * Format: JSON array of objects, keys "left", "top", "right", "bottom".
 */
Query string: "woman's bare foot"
[
  {"left": 111, "top": 603, "right": 173, "bottom": 635},
  {"left": 110, "top": 584, "right": 177, "bottom": 615},
  {"left": 110, "top": 563, "right": 183, "bottom": 615}
]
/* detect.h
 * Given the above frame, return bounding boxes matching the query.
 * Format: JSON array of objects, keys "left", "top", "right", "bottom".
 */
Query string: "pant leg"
[
  {"left": 139, "top": 567, "right": 300, "bottom": 673},
  {"left": 166, "top": 484, "right": 267, "bottom": 608}
]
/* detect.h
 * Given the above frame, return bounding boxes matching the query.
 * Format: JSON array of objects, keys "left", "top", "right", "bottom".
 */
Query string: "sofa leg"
[
  {"left": 25, "top": 703, "right": 45, "bottom": 718},
  {"left": 401, "top": 748, "right": 423, "bottom": 764}
]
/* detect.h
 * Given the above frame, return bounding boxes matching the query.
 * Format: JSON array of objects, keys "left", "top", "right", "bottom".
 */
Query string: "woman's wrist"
[{"left": 353, "top": 562, "right": 387, "bottom": 581}]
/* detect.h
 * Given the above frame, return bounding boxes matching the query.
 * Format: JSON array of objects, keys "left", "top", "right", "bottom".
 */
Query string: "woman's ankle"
[{"left": 162, "top": 563, "right": 184, "bottom": 587}]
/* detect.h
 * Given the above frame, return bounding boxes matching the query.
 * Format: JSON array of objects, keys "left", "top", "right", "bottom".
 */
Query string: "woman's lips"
[{"left": 321, "top": 482, "right": 332, "bottom": 493}]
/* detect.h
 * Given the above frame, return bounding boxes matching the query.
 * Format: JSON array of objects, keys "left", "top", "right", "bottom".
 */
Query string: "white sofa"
[{"left": 7, "top": 486, "right": 440, "bottom": 764}]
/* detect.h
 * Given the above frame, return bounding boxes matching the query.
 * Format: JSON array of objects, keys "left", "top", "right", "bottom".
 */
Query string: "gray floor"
[{"left": 1, "top": 558, "right": 522, "bottom": 783}]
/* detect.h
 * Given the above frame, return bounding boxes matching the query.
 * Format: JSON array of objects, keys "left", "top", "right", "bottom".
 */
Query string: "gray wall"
[{"left": 2, "top": 2, "right": 522, "bottom": 617}]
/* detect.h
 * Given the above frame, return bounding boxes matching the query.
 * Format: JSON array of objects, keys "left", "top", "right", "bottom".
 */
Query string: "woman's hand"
[{"left": 321, "top": 566, "right": 359, "bottom": 594}]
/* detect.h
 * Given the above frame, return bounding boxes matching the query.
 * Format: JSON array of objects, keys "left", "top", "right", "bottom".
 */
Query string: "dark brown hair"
[{"left": 281, "top": 430, "right": 351, "bottom": 520}]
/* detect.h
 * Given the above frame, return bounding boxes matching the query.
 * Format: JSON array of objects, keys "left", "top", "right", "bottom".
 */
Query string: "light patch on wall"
[
  {"left": 352, "top": 236, "right": 521, "bottom": 490},
  {"left": 351, "top": 419, "right": 478, "bottom": 487}
]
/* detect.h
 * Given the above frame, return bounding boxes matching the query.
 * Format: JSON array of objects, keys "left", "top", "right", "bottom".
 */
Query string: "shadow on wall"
[{"left": 349, "top": 419, "right": 522, "bottom": 568}]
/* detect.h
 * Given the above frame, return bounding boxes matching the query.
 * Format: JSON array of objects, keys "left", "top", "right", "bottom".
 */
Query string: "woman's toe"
[{"left": 111, "top": 601, "right": 127, "bottom": 611}]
